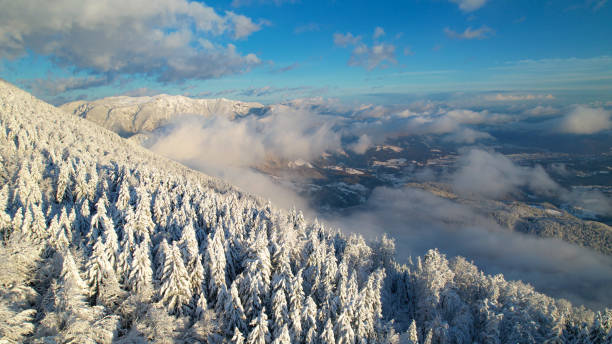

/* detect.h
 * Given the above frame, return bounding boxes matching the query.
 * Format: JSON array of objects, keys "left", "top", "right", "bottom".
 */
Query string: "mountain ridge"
[{"left": 60, "top": 94, "right": 265, "bottom": 137}]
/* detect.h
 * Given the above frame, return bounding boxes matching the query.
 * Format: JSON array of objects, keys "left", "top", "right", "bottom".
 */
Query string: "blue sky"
[{"left": 0, "top": 0, "right": 611, "bottom": 105}]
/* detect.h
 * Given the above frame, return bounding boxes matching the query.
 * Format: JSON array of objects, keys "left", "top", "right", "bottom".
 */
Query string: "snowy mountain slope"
[
  {"left": 1, "top": 80, "right": 610, "bottom": 342},
  {"left": 61, "top": 94, "right": 264, "bottom": 137}
]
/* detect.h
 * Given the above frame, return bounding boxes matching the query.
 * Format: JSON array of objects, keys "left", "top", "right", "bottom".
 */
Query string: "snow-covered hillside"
[
  {"left": 1, "top": 80, "right": 611, "bottom": 342},
  {"left": 61, "top": 95, "right": 264, "bottom": 137}
]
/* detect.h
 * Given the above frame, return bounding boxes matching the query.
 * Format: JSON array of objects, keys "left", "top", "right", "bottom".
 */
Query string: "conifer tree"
[
  {"left": 73, "top": 163, "right": 89, "bottom": 202},
  {"left": 206, "top": 227, "right": 228, "bottom": 303},
  {"left": 133, "top": 188, "right": 155, "bottom": 239},
  {"left": 102, "top": 216, "right": 119, "bottom": 269},
  {"left": 0, "top": 185, "right": 11, "bottom": 239},
  {"left": 271, "top": 288, "right": 289, "bottom": 339},
  {"left": 272, "top": 324, "right": 291, "bottom": 344},
  {"left": 194, "top": 292, "right": 209, "bottom": 321},
  {"left": 159, "top": 243, "right": 192, "bottom": 315},
  {"left": 224, "top": 281, "right": 247, "bottom": 334},
  {"left": 336, "top": 309, "right": 356, "bottom": 344},
  {"left": 128, "top": 239, "right": 154, "bottom": 300},
  {"left": 117, "top": 211, "right": 136, "bottom": 283},
  {"left": 320, "top": 319, "right": 336, "bottom": 344},
  {"left": 116, "top": 179, "right": 132, "bottom": 213},
  {"left": 407, "top": 319, "right": 419, "bottom": 344},
  {"left": 48, "top": 217, "right": 69, "bottom": 251},
  {"left": 423, "top": 329, "right": 433, "bottom": 344},
  {"left": 247, "top": 308, "right": 270, "bottom": 344},
  {"left": 232, "top": 327, "right": 246, "bottom": 344},
  {"left": 87, "top": 236, "right": 113, "bottom": 299}
]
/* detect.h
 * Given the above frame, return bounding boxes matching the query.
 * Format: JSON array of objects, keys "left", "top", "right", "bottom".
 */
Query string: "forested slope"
[{"left": 0, "top": 80, "right": 610, "bottom": 343}]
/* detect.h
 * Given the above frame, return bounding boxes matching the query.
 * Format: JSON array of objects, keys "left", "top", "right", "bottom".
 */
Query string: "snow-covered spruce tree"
[
  {"left": 86, "top": 236, "right": 114, "bottom": 300},
  {"left": 128, "top": 238, "right": 155, "bottom": 300},
  {"left": 159, "top": 242, "right": 192, "bottom": 315},
  {"left": 223, "top": 280, "right": 247, "bottom": 335},
  {"left": 247, "top": 308, "right": 271, "bottom": 344},
  {"left": 0, "top": 238, "right": 40, "bottom": 341}
]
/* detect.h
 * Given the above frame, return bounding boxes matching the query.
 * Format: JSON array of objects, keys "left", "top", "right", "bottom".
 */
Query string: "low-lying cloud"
[
  {"left": 559, "top": 105, "right": 612, "bottom": 134},
  {"left": 143, "top": 96, "right": 612, "bottom": 309},
  {"left": 447, "top": 149, "right": 612, "bottom": 217},
  {"left": 327, "top": 186, "right": 612, "bottom": 309},
  {"left": 147, "top": 106, "right": 342, "bottom": 210},
  {"left": 149, "top": 107, "right": 341, "bottom": 168},
  {"left": 450, "top": 149, "right": 559, "bottom": 199}
]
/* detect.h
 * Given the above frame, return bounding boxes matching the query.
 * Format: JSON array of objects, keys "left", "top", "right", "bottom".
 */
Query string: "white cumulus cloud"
[
  {"left": 449, "top": 0, "right": 488, "bottom": 12},
  {"left": 333, "top": 32, "right": 362, "bottom": 47},
  {"left": 0, "top": 0, "right": 262, "bottom": 85},
  {"left": 450, "top": 149, "right": 559, "bottom": 199},
  {"left": 334, "top": 32, "right": 397, "bottom": 70},
  {"left": 559, "top": 105, "right": 612, "bottom": 134},
  {"left": 373, "top": 27, "right": 385, "bottom": 39},
  {"left": 444, "top": 26, "right": 494, "bottom": 39}
]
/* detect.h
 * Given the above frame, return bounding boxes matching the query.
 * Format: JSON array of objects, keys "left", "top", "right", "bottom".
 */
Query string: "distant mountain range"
[{"left": 61, "top": 94, "right": 264, "bottom": 137}]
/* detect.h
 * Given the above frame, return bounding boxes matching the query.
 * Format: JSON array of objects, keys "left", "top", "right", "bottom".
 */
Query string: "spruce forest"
[{"left": 0, "top": 80, "right": 611, "bottom": 344}]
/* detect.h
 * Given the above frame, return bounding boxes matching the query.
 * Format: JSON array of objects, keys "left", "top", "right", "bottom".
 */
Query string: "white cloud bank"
[
  {"left": 149, "top": 107, "right": 341, "bottom": 168},
  {"left": 147, "top": 105, "right": 342, "bottom": 210},
  {"left": 559, "top": 105, "right": 612, "bottom": 134},
  {"left": 327, "top": 186, "right": 612, "bottom": 309},
  {"left": 451, "top": 149, "right": 559, "bottom": 199},
  {"left": 0, "top": 0, "right": 262, "bottom": 84}
]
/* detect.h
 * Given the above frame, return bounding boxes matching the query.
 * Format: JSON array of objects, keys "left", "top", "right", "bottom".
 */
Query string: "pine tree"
[
  {"left": 302, "top": 295, "right": 318, "bottom": 339},
  {"left": 56, "top": 162, "right": 72, "bottom": 203},
  {"left": 73, "top": 162, "right": 89, "bottom": 202},
  {"left": 29, "top": 203, "right": 47, "bottom": 240},
  {"left": 320, "top": 319, "right": 336, "bottom": 344},
  {"left": 180, "top": 222, "right": 204, "bottom": 295},
  {"left": 336, "top": 309, "right": 356, "bottom": 344},
  {"left": 133, "top": 187, "right": 155, "bottom": 239},
  {"left": 407, "top": 319, "right": 419, "bottom": 344},
  {"left": 423, "top": 329, "right": 433, "bottom": 344},
  {"left": 153, "top": 190, "right": 169, "bottom": 229},
  {"left": 154, "top": 238, "right": 170, "bottom": 283},
  {"left": 189, "top": 253, "right": 205, "bottom": 296},
  {"left": 271, "top": 288, "right": 289, "bottom": 339},
  {"left": 0, "top": 185, "right": 11, "bottom": 240},
  {"left": 86, "top": 236, "right": 113, "bottom": 299},
  {"left": 117, "top": 212, "right": 136, "bottom": 283},
  {"left": 128, "top": 240, "right": 154, "bottom": 300},
  {"left": 193, "top": 292, "right": 208, "bottom": 321},
  {"left": 116, "top": 179, "right": 132, "bottom": 213},
  {"left": 48, "top": 216, "right": 69, "bottom": 251},
  {"left": 288, "top": 272, "right": 304, "bottom": 342},
  {"left": 159, "top": 243, "right": 192, "bottom": 315},
  {"left": 232, "top": 327, "right": 246, "bottom": 344},
  {"left": 224, "top": 281, "right": 247, "bottom": 334},
  {"left": 102, "top": 216, "right": 119, "bottom": 269},
  {"left": 271, "top": 324, "right": 291, "bottom": 344},
  {"left": 206, "top": 227, "right": 228, "bottom": 303},
  {"left": 247, "top": 308, "right": 270, "bottom": 344}
]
